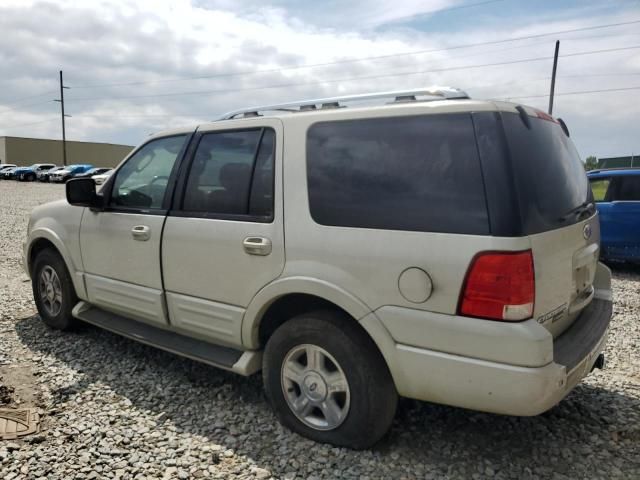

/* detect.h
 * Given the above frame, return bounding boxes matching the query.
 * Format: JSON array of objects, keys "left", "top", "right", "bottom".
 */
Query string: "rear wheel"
[
  {"left": 32, "top": 248, "right": 78, "bottom": 330},
  {"left": 263, "top": 310, "right": 398, "bottom": 449},
  {"left": 27, "top": 173, "right": 36, "bottom": 182}
]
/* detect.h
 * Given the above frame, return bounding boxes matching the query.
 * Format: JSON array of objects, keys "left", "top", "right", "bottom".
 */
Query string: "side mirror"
[{"left": 66, "top": 178, "right": 102, "bottom": 209}]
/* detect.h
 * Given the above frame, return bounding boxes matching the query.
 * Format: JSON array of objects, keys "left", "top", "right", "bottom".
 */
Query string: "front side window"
[
  {"left": 589, "top": 178, "right": 611, "bottom": 202},
  {"left": 110, "top": 135, "right": 186, "bottom": 209},
  {"left": 182, "top": 128, "right": 275, "bottom": 219},
  {"left": 306, "top": 114, "right": 489, "bottom": 234}
]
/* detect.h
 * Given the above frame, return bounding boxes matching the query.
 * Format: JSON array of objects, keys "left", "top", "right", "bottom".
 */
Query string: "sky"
[{"left": 0, "top": 0, "right": 638, "bottom": 159}]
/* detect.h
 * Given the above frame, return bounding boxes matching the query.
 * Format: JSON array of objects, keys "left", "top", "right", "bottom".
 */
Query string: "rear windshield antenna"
[{"left": 515, "top": 106, "right": 531, "bottom": 129}]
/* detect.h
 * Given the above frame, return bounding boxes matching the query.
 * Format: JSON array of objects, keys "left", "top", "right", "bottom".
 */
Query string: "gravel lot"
[{"left": 1, "top": 181, "right": 639, "bottom": 480}]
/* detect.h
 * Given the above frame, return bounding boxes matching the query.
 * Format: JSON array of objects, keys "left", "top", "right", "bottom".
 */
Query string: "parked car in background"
[
  {"left": 23, "top": 88, "right": 612, "bottom": 449},
  {"left": 37, "top": 166, "right": 65, "bottom": 182},
  {"left": 49, "top": 164, "right": 94, "bottom": 183},
  {"left": 588, "top": 168, "right": 640, "bottom": 263},
  {"left": 1, "top": 166, "right": 19, "bottom": 180},
  {"left": 15, "top": 163, "right": 57, "bottom": 182},
  {"left": 74, "top": 167, "right": 112, "bottom": 180},
  {"left": 91, "top": 169, "right": 113, "bottom": 185},
  {"left": 0, "top": 164, "right": 17, "bottom": 174}
]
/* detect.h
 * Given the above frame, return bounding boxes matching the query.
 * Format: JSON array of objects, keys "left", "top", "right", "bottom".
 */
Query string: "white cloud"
[{"left": 0, "top": 0, "right": 638, "bottom": 158}]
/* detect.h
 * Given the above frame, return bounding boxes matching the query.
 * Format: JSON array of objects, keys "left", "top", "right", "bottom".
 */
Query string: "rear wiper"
[{"left": 558, "top": 201, "right": 595, "bottom": 222}]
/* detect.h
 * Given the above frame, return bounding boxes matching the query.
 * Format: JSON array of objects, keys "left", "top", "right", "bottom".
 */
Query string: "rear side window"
[
  {"left": 589, "top": 178, "right": 611, "bottom": 202},
  {"left": 502, "top": 112, "right": 590, "bottom": 234},
  {"left": 306, "top": 114, "right": 489, "bottom": 234},
  {"left": 611, "top": 176, "right": 640, "bottom": 201}
]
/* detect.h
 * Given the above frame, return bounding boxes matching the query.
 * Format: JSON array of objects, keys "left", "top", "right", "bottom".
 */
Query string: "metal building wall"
[
  {"left": 2, "top": 137, "right": 133, "bottom": 168},
  {"left": 0, "top": 137, "right": 7, "bottom": 164}
]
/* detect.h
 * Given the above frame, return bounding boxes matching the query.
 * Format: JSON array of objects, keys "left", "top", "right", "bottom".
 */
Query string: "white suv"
[{"left": 23, "top": 88, "right": 612, "bottom": 449}]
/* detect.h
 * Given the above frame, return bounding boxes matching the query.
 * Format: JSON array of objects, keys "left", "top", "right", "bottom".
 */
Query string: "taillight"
[{"left": 459, "top": 250, "right": 535, "bottom": 321}]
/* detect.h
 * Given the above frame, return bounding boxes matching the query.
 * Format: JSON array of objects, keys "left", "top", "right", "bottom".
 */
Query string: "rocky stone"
[{"left": 0, "top": 181, "right": 638, "bottom": 480}]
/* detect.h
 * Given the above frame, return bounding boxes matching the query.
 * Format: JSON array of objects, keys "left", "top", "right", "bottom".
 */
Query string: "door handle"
[
  {"left": 243, "top": 236, "right": 272, "bottom": 256},
  {"left": 131, "top": 225, "right": 151, "bottom": 241}
]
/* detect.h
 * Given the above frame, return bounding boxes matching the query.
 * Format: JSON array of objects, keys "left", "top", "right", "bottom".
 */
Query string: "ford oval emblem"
[{"left": 583, "top": 224, "right": 592, "bottom": 240}]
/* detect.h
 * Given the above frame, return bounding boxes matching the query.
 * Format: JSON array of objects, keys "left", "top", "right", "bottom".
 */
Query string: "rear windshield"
[
  {"left": 502, "top": 112, "right": 590, "bottom": 234},
  {"left": 306, "top": 113, "right": 489, "bottom": 235}
]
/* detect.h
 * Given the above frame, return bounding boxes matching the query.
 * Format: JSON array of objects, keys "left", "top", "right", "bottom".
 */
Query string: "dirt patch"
[
  {"left": 0, "top": 364, "right": 39, "bottom": 408},
  {"left": 0, "top": 381, "right": 14, "bottom": 404}
]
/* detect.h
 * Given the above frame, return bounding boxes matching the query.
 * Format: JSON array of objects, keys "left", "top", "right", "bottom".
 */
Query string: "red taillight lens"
[{"left": 459, "top": 250, "right": 535, "bottom": 321}]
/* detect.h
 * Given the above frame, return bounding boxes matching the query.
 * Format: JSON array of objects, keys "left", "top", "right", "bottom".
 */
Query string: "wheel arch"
[
  {"left": 242, "top": 277, "right": 373, "bottom": 350},
  {"left": 27, "top": 229, "right": 86, "bottom": 299}
]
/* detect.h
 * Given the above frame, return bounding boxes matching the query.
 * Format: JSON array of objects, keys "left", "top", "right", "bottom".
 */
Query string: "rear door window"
[
  {"left": 611, "top": 175, "right": 640, "bottom": 201},
  {"left": 181, "top": 128, "right": 275, "bottom": 220},
  {"left": 306, "top": 114, "right": 489, "bottom": 234},
  {"left": 589, "top": 178, "right": 611, "bottom": 202},
  {"left": 501, "top": 112, "right": 590, "bottom": 234}
]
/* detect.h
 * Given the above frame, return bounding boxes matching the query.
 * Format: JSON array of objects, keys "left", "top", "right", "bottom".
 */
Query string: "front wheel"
[
  {"left": 32, "top": 248, "right": 78, "bottom": 330},
  {"left": 263, "top": 310, "right": 398, "bottom": 449}
]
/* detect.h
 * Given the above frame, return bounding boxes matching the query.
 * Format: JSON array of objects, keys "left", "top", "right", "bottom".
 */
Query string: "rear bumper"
[
  {"left": 602, "top": 243, "right": 640, "bottom": 262},
  {"left": 363, "top": 262, "right": 613, "bottom": 416}
]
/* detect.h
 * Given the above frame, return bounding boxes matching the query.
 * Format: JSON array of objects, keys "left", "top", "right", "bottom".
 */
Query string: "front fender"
[
  {"left": 241, "top": 276, "right": 373, "bottom": 349},
  {"left": 26, "top": 203, "right": 87, "bottom": 300}
]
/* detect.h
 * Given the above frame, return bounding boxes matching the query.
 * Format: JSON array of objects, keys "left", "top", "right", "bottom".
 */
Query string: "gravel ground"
[{"left": 0, "top": 181, "right": 639, "bottom": 480}]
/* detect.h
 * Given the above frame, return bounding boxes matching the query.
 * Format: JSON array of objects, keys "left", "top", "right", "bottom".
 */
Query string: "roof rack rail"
[{"left": 218, "top": 86, "right": 469, "bottom": 120}]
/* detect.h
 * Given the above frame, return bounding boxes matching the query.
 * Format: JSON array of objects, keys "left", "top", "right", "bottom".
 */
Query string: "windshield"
[{"left": 502, "top": 112, "right": 590, "bottom": 234}]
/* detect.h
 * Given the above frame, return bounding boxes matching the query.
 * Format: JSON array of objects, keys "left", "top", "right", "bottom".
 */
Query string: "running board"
[{"left": 71, "top": 301, "right": 262, "bottom": 375}]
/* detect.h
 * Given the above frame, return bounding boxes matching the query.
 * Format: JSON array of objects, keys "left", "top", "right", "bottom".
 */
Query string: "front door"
[
  {"left": 603, "top": 175, "right": 640, "bottom": 260},
  {"left": 80, "top": 134, "right": 190, "bottom": 327},
  {"left": 161, "top": 119, "right": 285, "bottom": 348}
]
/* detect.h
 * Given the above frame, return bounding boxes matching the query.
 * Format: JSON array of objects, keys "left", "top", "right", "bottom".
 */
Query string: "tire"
[
  {"left": 27, "top": 173, "right": 36, "bottom": 181},
  {"left": 263, "top": 310, "right": 398, "bottom": 449},
  {"left": 32, "top": 248, "right": 78, "bottom": 330}
]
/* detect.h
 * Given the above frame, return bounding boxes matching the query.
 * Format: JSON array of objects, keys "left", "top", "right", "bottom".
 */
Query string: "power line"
[
  {"left": 0, "top": 90, "right": 57, "bottom": 106},
  {"left": 0, "top": 118, "right": 58, "bottom": 130},
  {"left": 506, "top": 86, "right": 640, "bottom": 100},
  {"left": 3, "top": 85, "right": 638, "bottom": 130},
  {"left": 69, "top": 19, "right": 640, "bottom": 89},
  {"left": 0, "top": 99, "right": 54, "bottom": 113},
  {"left": 51, "top": 86, "right": 640, "bottom": 122},
  {"left": 65, "top": 45, "right": 640, "bottom": 103},
  {"left": 558, "top": 72, "right": 640, "bottom": 78}
]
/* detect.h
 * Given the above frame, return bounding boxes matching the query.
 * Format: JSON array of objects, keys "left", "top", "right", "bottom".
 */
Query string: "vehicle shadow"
[
  {"left": 607, "top": 261, "right": 640, "bottom": 279},
  {"left": 15, "top": 314, "right": 640, "bottom": 479}
]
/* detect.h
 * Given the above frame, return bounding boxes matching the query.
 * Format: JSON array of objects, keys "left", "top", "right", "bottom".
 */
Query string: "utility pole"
[
  {"left": 548, "top": 40, "right": 560, "bottom": 115},
  {"left": 54, "top": 70, "right": 70, "bottom": 166}
]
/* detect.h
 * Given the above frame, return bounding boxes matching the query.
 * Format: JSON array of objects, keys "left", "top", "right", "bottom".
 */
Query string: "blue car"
[
  {"left": 588, "top": 168, "right": 640, "bottom": 263},
  {"left": 49, "top": 164, "right": 94, "bottom": 183},
  {"left": 14, "top": 163, "right": 57, "bottom": 182}
]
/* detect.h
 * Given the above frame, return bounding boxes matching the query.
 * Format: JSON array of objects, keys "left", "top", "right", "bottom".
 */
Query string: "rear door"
[
  {"left": 500, "top": 109, "right": 599, "bottom": 337},
  {"left": 604, "top": 175, "right": 640, "bottom": 260},
  {"left": 161, "top": 119, "right": 284, "bottom": 348}
]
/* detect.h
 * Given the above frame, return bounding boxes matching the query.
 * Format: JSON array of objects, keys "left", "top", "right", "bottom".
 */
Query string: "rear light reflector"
[{"left": 459, "top": 250, "right": 535, "bottom": 321}]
